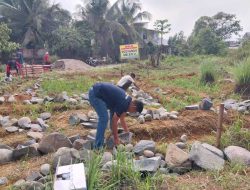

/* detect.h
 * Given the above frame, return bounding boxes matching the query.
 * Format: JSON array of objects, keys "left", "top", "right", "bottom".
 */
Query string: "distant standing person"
[
  {"left": 43, "top": 52, "right": 51, "bottom": 65},
  {"left": 117, "top": 72, "right": 139, "bottom": 91},
  {"left": 16, "top": 49, "right": 24, "bottom": 65},
  {"left": 88, "top": 82, "right": 143, "bottom": 148}
]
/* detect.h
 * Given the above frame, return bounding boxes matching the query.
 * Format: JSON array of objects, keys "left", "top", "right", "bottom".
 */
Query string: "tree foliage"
[
  {"left": 168, "top": 31, "right": 190, "bottom": 56},
  {"left": 154, "top": 19, "right": 171, "bottom": 46},
  {"left": 0, "top": 23, "right": 19, "bottom": 53}
]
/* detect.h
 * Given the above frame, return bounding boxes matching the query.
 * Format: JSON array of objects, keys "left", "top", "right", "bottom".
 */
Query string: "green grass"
[
  {"left": 221, "top": 118, "right": 250, "bottom": 150},
  {"left": 234, "top": 58, "right": 250, "bottom": 86},
  {"left": 41, "top": 74, "right": 95, "bottom": 95},
  {"left": 200, "top": 61, "right": 217, "bottom": 84}
]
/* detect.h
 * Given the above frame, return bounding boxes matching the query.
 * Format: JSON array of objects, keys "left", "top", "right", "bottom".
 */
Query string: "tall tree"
[
  {"left": 0, "top": 23, "right": 19, "bottom": 53},
  {"left": 154, "top": 19, "right": 171, "bottom": 46},
  {"left": 168, "top": 31, "right": 190, "bottom": 56}
]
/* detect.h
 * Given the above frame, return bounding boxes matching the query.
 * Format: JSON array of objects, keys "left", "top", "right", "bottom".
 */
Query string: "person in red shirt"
[{"left": 43, "top": 52, "right": 51, "bottom": 65}]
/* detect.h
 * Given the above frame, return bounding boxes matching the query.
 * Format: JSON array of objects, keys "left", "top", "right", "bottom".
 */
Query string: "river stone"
[
  {"left": 73, "top": 139, "right": 88, "bottom": 150},
  {"left": 138, "top": 115, "right": 145, "bottom": 124},
  {"left": 224, "top": 146, "right": 250, "bottom": 166},
  {"left": 68, "top": 134, "right": 81, "bottom": 144},
  {"left": 39, "top": 112, "right": 51, "bottom": 120},
  {"left": 23, "top": 100, "right": 32, "bottom": 105},
  {"left": 0, "top": 97, "right": 5, "bottom": 104},
  {"left": 0, "top": 177, "right": 8, "bottom": 185},
  {"left": 18, "top": 117, "right": 31, "bottom": 128},
  {"left": 38, "top": 132, "right": 72, "bottom": 154},
  {"left": 202, "top": 143, "right": 224, "bottom": 159},
  {"left": 52, "top": 147, "right": 80, "bottom": 169},
  {"left": 69, "top": 114, "right": 80, "bottom": 125},
  {"left": 189, "top": 141, "right": 225, "bottom": 170},
  {"left": 0, "top": 149, "right": 13, "bottom": 164},
  {"left": 133, "top": 140, "right": 156, "bottom": 155},
  {"left": 30, "top": 97, "right": 44, "bottom": 104},
  {"left": 169, "top": 114, "right": 178, "bottom": 119},
  {"left": 14, "top": 181, "right": 45, "bottom": 190},
  {"left": 13, "top": 179, "right": 26, "bottom": 187},
  {"left": 175, "top": 142, "right": 187, "bottom": 149},
  {"left": 5, "top": 126, "right": 19, "bottom": 133},
  {"left": 81, "top": 122, "right": 97, "bottom": 129},
  {"left": 165, "top": 143, "right": 189, "bottom": 167},
  {"left": 26, "top": 171, "right": 43, "bottom": 181},
  {"left": 0, "top": 116, "right": 10, "bottom": 127},
  {"left": 88, "top": 111, "right": 98, "bottom": 119},
  {"left": 27, "top": 132, "right": 43, "bottom": 141},
  {"left": 180, "top": 134, "right": 188, "bottom": 143},
  {"left": 30, "top": 124, "right": 43, "bottom": 132},
  {"left": 143, "top": 150, "right": 155, "bottom": 158},
  {"left": 8, "top": 95, "right": 16, "bottom": 103},
  {"left": 134, "top": 156, "right": 161, "bottom": 172},
  {"left": 144, "top": 114, "right": 153, "bottom": 121},
  {"left": 199, "top": 98, "right": 213, "bottom": 110},
  {"left": 160, "top": 113, "right": 168, "bottom": 120},
  {"left": 185, "top": 105, "right": 199, "bottom": 110},
  {"left": 40, "top": 164, "right": 51, "bottom": 176}
]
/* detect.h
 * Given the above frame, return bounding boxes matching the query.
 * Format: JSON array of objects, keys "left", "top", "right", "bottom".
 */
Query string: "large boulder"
[
  {"left": 165, "top": 143, "right": 189, "bottom": 167},
  {"left": 0, "top": 149, "right": 13, "bottom": 164},
  {"left": 224, "top": 146, "right": 250, "bottom": 166},
  {"left": 52, "top": 147, "right": 80, "bottom": 170},
  {"left": 38, "top": 133, "right": 72, "bottom": 154},
  {"left": 189, "top": 141, "right": 225, "bottom": 170},
  {"left": 133, "top": 140, "right": 156, "bottom": 155}
]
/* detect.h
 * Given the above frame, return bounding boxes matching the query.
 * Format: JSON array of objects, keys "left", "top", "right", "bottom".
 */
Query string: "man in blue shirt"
[{"left": 89, "top": 82, "right": 143, "bottom": 149}]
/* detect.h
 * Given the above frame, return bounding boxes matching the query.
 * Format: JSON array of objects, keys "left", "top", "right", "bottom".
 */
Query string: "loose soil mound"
[
  {"left": 130, "top": 110, "right": 232, "bottom": 142},
  {"left": 53, "top": 59, "right": 92, "bottom": 71}
]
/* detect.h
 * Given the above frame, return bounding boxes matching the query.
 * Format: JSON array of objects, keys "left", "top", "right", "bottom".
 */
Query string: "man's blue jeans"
[{"left": 89, "top": 88, "right": 108, "bottom": 149}]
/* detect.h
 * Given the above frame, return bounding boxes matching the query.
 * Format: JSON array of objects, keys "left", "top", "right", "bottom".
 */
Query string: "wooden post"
[{"left": 216, "top": 103, "right": 224, "bottom": 148}]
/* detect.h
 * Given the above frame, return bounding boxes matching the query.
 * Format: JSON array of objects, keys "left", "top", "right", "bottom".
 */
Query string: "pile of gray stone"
[
  {"left": 224, "top": 99, "right": 250, "bottom": 114},
  {"left": 137, "top": 107, "right": 179, "bottom": 124},
  {"left": 69, "top": 111, "right": 98, "bottom": 129}
]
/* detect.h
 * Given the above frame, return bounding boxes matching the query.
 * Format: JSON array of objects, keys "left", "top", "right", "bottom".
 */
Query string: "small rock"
[
  {"left": 125, "top": 144, "right": 134, "bottom": 152},
  {"left": 175, "top": 142, "right": 187, "bottom": 149},
  {"left": 88, "top": 111, "right": 98, "bottom": 119},
  {"left": 160, "top": 113, "right": 169, "bottom": 120},
  {"left": 185, "top": 105, "right": 199, "bottom": 110},
  {"left": 30, "top": 97, "right": 44, "bottom": 104},
  {"left": 101, "top": 152, "right": 113, "bottom": 165},
  {"left": 144, "top": 114, "right": 153, "bottom": 121},
  {"left": 69, "top": 113, "right": 80, "bottom": 125},
  {"left": 134, "top": 156, "right": 161, "bottom": 172},
  {"left": 102, "top": 160, "right": 117, "bottom": 171},
  {"left": 0, "top": 149, "right": 13, "bottom": 164},
  {"left": 27, "top": 132, "right": 43, "bottom": 141},
  {"left": 38, "top": 132, "right": 72, "bottom": 154},
  {"left": 5, "top": 126, "right": 19, "bottom": 133},
  {"left": 0, "top": 97, "right": 5, "bottom": 104},
  {"left": 89, "top": 129, "right": 97, "bottom": 137},
  {"left": 13, "top": 179, "right": 25, "bottom": 187},
  {"left": 143, "top": 150, "right": 155, "bottom": 158},
  {"left": 138, "top": 115, "right": 145, "bottom": 124},
  {"left": 18, "top": 117, "right": 31, "bottom": 128},
  {"left": 13, "top": 146, "right": 39, "bottom": 160},
  {"left": 155, "top": 153, "right": 165, "bottom": 160},
  {"left": 66, "top": 98, "right": 78, "bottom": 105},
  {"left": 30, "top": 124, "right": 43, "bottom": 132},
  {"left": 40, "top": 164, "right": 51, "bottom": 176},
  {"left": 23, "top": 100, "right": 32, "bottom": 105},
  {"left": 0, "top": 177, "right": 8, "bottom": 185},
  {"left": 73, "top": 139, "right": 87, "bottom": 150},
  {"left": 14, "top": 181, "right": 44, "bottom": 190},
  {"left": 52, "top": 147, "right": 80, "bottom": 169},
  {"left": 8, "top": 95, "right": 16, "bottom": 103},
  {"left": 26, "top": 171, "right": 42, "bottom": 181},
  {"left": 199, "top": 98, "right": 213, "bottom": 110},
  {"left": 170, "top": 111, "right": 179, "bottom": 115},
  {"left": 153, "top": 113, "right": 160, "bottom": 120},
  {"left": 169, "top": 114, "right": 178, "bottom": 119},
  {"left": 39, "top": 112, "right": 51, "bottom": 120},
  {"left": 133, "top": 140, "right": 156, "bottom": 155},
  {"left": 180, "top": 134, "right": 188, "bottom": 143},
  {"left": 224, "top": 146, "right": 250, "bottom": 166},
  {"left": 68, "top": 134, "right": 81, "bottom": 144},
  {"left": 81, "top": 122, "right": 97, "bottom": 129}
]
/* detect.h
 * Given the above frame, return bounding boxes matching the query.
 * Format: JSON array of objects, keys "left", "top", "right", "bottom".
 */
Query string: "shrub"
[
  {"left": 221, "top": 119, "right": 250, "bottom": 150},
  {"left": 234, "top": 58, "right": 250, "bottom": 95},
  {"left": 200, "top": 61, "right": 216, "bottom": 84}
]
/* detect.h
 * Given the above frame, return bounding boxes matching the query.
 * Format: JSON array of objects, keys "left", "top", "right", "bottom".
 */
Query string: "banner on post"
[{"left": 120, "top": 43, "right": 139, "bottom": 60}]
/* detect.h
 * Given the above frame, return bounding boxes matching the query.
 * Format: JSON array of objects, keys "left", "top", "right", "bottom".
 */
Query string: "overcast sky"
[{"left": 55, "top": 0, "right": 250, "bottom": 39}]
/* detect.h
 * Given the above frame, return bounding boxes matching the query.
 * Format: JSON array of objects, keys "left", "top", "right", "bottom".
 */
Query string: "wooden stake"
[{"left": 216, "top": 103, "right": 224, "bottom": 148}]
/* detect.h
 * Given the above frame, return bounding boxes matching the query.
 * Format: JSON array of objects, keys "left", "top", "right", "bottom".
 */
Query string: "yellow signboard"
[{"left": 120, "top": 43, "right": 139, "bottom": 59}]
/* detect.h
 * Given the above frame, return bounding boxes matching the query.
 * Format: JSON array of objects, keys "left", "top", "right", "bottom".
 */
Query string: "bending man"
[{"left": 88, "top": 82, "right": 143, "bottom": 148}]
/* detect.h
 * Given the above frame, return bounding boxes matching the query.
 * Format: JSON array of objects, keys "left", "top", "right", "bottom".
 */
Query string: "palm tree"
[
  {"left": 108, "top": 0, "right": 152, "bottom": 44},
  {"left": 0, "top": 0, "right": 71, "bottom": 48}
]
